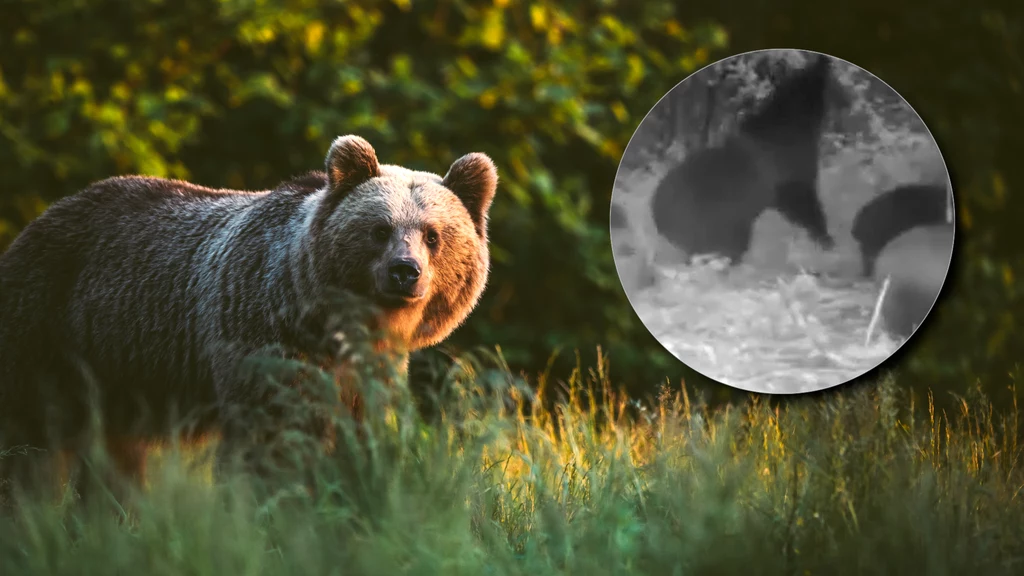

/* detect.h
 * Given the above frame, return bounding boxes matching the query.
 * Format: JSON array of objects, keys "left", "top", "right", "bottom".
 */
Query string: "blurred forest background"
[{"left": 0, "top": 0, "right": 1020, "bottom": 409}]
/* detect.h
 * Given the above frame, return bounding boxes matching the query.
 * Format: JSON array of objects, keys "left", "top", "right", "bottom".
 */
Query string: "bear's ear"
[
  {"left": 325, "top": 135, "right": 380, "bottom": 196},
  {"left": 442, "top": 152, "right": 498, "bottom": 238}
]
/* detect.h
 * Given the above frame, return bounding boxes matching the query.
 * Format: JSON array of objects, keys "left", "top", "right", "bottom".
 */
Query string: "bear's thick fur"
[
  {"left": 650, "top": 55, "right": 839, "bottom": 264},
  {"left": 0, "top": 135, "right": 498, "bottom": 495}
]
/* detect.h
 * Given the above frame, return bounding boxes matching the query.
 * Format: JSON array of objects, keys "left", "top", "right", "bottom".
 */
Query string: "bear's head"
[{"left": 311, "top": 135, "right": 498, "bottom": 351}]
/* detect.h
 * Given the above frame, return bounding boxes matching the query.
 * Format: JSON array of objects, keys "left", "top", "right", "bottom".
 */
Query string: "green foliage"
[
  {"left": 0, "top": 0, "right": 726, "bottom": 394},
  {"left": 2, "top": 357, "right": 1022, "bottom": 574},
  {"left": 1, "top": 0, "right": 1022, "bottom": 404}
]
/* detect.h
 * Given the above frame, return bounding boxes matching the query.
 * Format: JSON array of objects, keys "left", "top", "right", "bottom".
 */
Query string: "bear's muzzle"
[{"left": 378, "top": 257, "right": 427, "bottom": 307}]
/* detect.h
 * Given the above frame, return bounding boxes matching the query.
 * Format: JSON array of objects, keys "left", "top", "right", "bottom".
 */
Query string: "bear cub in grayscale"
[{"left": 0, "top": 135, "right": 498, "bottom": 495}]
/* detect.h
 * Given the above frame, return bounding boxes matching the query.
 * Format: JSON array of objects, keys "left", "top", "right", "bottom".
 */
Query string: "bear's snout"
[
  {"left": 388, "top": 258, "right": 421, "bottom": 289},
  {"left": 380, "top": 257, "right": 426, "bottom": 304}
]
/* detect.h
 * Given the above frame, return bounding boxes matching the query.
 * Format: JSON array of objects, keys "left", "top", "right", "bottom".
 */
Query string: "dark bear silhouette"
[
  {"left": 650, "top": 55, "right": 839, "bottom": 264},
  {"left": 851, "top": 183, "right": 950, "bottom": 277},
  {"left": 852, "top": 183, "right": 954, "bottom": 339}
]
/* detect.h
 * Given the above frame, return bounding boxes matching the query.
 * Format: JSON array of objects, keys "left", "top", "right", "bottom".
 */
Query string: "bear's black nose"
[{"left": 387, "top": 258, "right": 421, "bottom": 291}]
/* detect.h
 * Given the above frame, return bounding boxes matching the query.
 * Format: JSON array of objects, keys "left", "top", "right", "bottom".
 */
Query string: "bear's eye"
[
  {"left": 371, "top": 225, "right": 391, "bottom": 242},
  {"left": 425, "top": 229, "right": 440, "bottom": 247}
]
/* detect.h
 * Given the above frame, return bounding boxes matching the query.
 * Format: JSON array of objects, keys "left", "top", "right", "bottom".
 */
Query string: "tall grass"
[{"left": 1, "top": 348, "right": 1022, "bottom": 575}]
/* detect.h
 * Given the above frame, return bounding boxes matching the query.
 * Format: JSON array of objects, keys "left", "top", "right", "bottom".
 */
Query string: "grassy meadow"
[{"left": 1, "top": 348, "right": 1022, "bottom": 575}]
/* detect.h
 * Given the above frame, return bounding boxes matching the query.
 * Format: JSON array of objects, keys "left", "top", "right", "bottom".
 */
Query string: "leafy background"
[{"left": 0, "top": 0, "right": 1020, "bottom": 408}]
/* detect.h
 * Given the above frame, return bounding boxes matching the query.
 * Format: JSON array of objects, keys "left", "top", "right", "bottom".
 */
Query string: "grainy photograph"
[{"left": 610, "top": 49, "right": 955, "bottom": 394}]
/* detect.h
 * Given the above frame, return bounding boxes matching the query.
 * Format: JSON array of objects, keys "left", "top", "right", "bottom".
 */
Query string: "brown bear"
[{"left": 0, "top": 135, "right": 498, "bottom": 499}]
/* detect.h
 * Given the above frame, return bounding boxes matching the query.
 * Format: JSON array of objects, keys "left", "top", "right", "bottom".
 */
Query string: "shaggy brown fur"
[{"left": 0, "top": 135, "right": 498, "bottom": 499}]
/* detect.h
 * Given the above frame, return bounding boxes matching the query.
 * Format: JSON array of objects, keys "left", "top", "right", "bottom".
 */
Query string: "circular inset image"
[{"left": 610, "top": 49, "right": 954, "bottom": 394}]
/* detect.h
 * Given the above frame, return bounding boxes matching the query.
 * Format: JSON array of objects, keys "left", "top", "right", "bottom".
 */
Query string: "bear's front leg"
[{"left": 211, "top": 343, "right": 337, "bottom": 495}]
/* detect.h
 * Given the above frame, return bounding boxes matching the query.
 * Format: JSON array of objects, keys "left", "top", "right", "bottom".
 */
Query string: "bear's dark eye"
[
  {"left": 425, "top": 229, "right": 440, "bottom": 247},
  {"left": 371, "top": 225, "right": 391, "bottom": 242}
]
